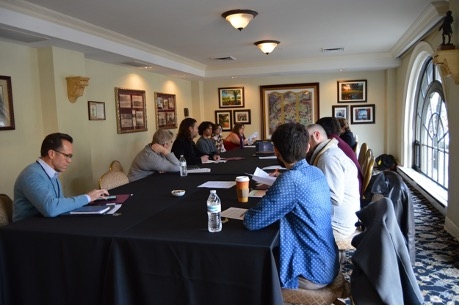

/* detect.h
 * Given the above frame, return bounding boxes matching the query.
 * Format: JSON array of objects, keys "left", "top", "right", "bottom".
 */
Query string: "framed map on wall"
[{"left": 260, "top": 83, "right": 319, "bottom": 139}]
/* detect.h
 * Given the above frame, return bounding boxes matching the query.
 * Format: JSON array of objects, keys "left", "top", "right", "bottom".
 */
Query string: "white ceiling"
[{"left": 0, "top": 0, "right": 449, "bottom": 79}]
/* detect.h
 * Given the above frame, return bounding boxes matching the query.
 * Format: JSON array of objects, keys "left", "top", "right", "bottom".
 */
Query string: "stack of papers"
[{"left": 187, "top": 168, "right": 211, "bottom": 173}]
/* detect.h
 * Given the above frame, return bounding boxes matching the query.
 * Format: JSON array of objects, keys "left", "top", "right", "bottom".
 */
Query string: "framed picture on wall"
[
  {"left": 350, "top": 104, "right": 375, "bottom": 124},
  {"left": 218, "top": 87, "right": 244, "bottom": 108},
  {"left": 154, "top": 92, "right": 177, "bottom": 129},
  {"left": 260, "top": 83, "right": 319, "bottom": 139},
  {"left": 0, "top": 75, "right": 15, "bottom": 130},
  {"left": 115, "top": 87, "right": 147, "bottom": 134},
  {"left": 215, "top": 110, "right": 232, "bottom": 131},
  {"left": 337, "top": 80, "right": 367, "bottom": 103},
  {"left": 233, "top": 109, "right": 251, "bottom": 124},
  {"left": 88, "top": 101, "right": 106, "bottom": 120},
  {"left": 332, "top": 105, "right": 348, "bottom": 120}
]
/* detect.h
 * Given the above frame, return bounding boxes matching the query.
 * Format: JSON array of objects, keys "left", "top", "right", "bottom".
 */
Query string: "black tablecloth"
[{"left": 0, "top": 147, "right": 283, "bottom": 304}]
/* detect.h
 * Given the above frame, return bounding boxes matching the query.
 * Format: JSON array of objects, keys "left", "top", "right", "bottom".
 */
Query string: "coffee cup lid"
[{"left": 236, "top": 176, "right": 249, "bottom": 182}]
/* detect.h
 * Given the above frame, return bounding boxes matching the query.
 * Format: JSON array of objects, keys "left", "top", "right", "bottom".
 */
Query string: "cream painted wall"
[
  {"left": 203, "top": 71, "right": 389, "bottom": 158},
  {"left": 84, "top": 59, "right": 192, "bottom": 189},
  {"left": 0, "top": 40, "right": 43, "bottom": 198}
]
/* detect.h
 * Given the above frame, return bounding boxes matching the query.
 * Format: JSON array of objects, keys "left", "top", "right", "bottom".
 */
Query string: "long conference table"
[{"left": 0, "top": 147, "right": 283, "bottom": 304}]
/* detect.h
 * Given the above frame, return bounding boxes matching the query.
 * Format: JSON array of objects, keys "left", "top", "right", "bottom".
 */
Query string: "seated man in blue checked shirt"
[{"left": 243, "top": 123, "right": 339, "bottom": 290}]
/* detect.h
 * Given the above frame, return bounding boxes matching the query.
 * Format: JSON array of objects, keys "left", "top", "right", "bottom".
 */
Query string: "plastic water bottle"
[
  {"left": 179, "top": 155, "right": 187, "bottom": 176},
  {"left": 207, "top": 190, "right": 222, "bottom": 232}
]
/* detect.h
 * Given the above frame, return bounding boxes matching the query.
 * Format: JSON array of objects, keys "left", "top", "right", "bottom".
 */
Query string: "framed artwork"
[
  {"left": 154, "top": 92, "right": 177, "bottom": 129},
  {"left": 233, "top": 109, "right": 251, "bottom": 124},
  {"left": 218, "top": 87, "right": 244, "bottom": 108},
  {"left": 260, "top": 83, "right": 319, "bottom": 139},
  {"left": 115, "top": 87, "right": 147, "bottom": 134},
  {"left": 350, "top": 104, "right": 375, "bottom": 124},
  {"left": 332, "top": 105, "right": 348, "bottom": 120},
  {"left": 88, "top": 101, "right": 106, "bottom": 120},
  {"left": 0, "top": 75, "right": 15, "bottom": 130},
  {"left": 215, "top": 110, "right": 232, "bottom": 131},
  {"left": 337, "top": 80, "right": 367, "bottom": 103}
]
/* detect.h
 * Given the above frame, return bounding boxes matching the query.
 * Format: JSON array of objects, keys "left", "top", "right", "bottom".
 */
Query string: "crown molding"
[{"left": 391, "top": 1, "right": 449, "bottom": 58}]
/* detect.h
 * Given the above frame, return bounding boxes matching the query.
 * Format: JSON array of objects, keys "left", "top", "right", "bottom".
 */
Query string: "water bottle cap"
[{"left": 210, "top": 190, "right": 216, "bottom": 194}]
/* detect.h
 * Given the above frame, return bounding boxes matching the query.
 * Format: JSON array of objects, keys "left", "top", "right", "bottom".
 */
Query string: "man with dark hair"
[
  {"left": 13, "top": 133, "right": 109, "bottom": 222},
  {"left": 244, "top": 123, "right": 339, "bottom": 291},
  {"left": 171, "top": 118, "right": 209, "bottom": 165},
  {"left": 315, "top": 117, "right": 363, "bottom": 193},
  {"left": 196, "top": 121, "right": 220, "bottom": 160}
]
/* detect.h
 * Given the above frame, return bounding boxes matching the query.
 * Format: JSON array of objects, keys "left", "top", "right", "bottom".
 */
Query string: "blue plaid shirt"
[{"left": 244, "top": 159, "right": 339, "bottom": 288}]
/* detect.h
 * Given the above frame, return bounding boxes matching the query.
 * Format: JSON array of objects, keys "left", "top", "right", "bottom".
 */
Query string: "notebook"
[{"left": 69, "top": 205, "right": 111, "bottom": 215}]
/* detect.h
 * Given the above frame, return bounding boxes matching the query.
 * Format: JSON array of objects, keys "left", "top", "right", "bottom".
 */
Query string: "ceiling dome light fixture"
[
  {"left": 222, "top": 9, "right": 258, "bottom": 31},
  {"left": 254, "top": 40, "right": 280, "bottom": 54}
]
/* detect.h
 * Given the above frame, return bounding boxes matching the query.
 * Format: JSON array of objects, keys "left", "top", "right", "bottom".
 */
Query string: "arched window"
[{"left": 413, "top": 57, "right": 449, "bottom": 190}]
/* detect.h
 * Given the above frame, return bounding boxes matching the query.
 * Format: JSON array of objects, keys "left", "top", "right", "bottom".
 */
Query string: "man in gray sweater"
[{"left": 128, "top": 129, "right": 180, "bottom": 182}]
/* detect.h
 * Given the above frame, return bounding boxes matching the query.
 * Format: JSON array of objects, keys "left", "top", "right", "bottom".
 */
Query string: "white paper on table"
[
  {"left": 187, "top": 168, "right": 211, "bottom": 173},
  {"left": 262, "top": 165, "right": 286, "bottom": 170},
  {"left": 221, "top": 207, "right": 248, "bottom": 220},
  {"left": 249, "top": 189, "right": 266, "bottom": 197},
  {"left": 105, "top": 204, "right": 122, "bottom": 215},
  {"left": 246, "top": 167, "right": 276, "bottom": 186},
  {"left": 202, "top": 160, "right": 227, "bottom": 164},
  {"left": 258, "top": 155, "right": 277, "bottom": 159},
  {"left": 198, "top": 181, "right": 236, "bottom": 188}
]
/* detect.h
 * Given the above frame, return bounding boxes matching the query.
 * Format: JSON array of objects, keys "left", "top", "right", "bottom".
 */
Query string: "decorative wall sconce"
[
  {"left": 254, "top": 40, "right": 280, "bottom": 55},
  {"left": 222, "top": 9, "right": 258, "bottom": 31},
  {"left": 66, "top": 76, "right": 89, "bottom": 103},
  {"left": 433, "top": 49, "right": 459, "bottom": 85}
]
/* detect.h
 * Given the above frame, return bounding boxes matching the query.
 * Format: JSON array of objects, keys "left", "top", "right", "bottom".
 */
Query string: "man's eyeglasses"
[{"left": 54, "top": 150, "right": 73, "bottom": 160}]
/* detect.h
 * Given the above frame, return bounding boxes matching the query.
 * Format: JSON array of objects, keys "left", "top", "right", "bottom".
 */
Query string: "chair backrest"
[
  {"left": 358, "top": 143, "right": 368, "bottom": 168},
  {"left": 352, "top": 141, "right": 359, "bottom": 156},
  {"left": 0, "top": 194, "right": 13, "bottom": 226},
  {"left": 98, "top": 170, "right": 129, "bottom": 190},
  {"left": 223, "top": 140, "right": 240, "bottom": 151},
  {"left": 361, "top": 149, "right": 374, "bottom": 194},
  {"left": 109, "top": 160, "right": 124, "bottom": 172}
]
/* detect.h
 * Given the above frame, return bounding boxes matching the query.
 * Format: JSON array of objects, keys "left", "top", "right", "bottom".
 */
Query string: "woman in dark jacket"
[
  {"left": 171, "top": 118, "right": 209, "bottom": 165},
  {"left": 338, "top": 118, "right": 356, "bottom": 150}
]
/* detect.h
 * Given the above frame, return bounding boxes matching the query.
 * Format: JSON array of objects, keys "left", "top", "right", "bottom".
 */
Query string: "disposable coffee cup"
[{"left": 236, "top": 176, "right": 250, "bottom": 203}]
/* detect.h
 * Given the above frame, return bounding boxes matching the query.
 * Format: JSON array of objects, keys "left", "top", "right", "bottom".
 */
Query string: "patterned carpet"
[{"left": 341, "top": 184, "right": 459, "bottom": 305}]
